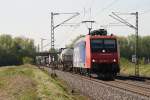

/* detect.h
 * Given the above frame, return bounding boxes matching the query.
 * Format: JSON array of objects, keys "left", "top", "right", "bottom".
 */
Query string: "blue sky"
[{"left": 0, "top": 0, "right": 150, "bottom": 50}]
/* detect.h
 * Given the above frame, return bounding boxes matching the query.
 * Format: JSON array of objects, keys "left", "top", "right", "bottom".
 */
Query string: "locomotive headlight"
[
  {"left": 92, "top": 59, "right": 96, "bottom": 62},
  {"left": 102, "top": 49, "right": 106, "bottom": 53},
  {"left": 113, "top": 59, "right": 116, "bottom": 62}
]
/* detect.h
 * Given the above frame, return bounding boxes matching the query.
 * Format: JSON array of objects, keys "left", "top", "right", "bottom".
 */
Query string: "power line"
[
  {"left": 43, "top": 25, "right": 80, "bottom": 48},
  {"left": 56, "top": 15, "right": 83, "bottom": 48},
  {"left": 89, "top": 0, "right": 95, "bottom": 9},
  {"left": 43, "top": 42, "right": 51, "bottom": 48},
  {"left": 94, "top": 0, "right": 119, "bottom": 17},
  {"left": 140, "top": 9, "right": 150, "bottom": 15},
  {"left": 52, "top": 18, "right": 82, "bottom": 48},
  {"left": 51, "top": 12, "right": 80, "bottom": 49},
  {"left": 114, "top": 9, "right": 150, "bottom": 15},
  {"left": 110, "top": 12, "right": 136, "bottom": 29},
  {"left": 56, "top": 24, "right": 82, "bottom": 48},
  {"left": 92, "top": 0, "right": 119, "bottom": 27}
]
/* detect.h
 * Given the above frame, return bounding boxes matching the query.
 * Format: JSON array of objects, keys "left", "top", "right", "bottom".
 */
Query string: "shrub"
[{"left": 22, "top": 57, "right": 34, "bottom": 64}]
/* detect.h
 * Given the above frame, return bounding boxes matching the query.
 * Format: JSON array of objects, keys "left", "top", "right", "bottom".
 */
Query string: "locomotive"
[{"left": 59, "top": 29, "right": 120, "bottom": 79}]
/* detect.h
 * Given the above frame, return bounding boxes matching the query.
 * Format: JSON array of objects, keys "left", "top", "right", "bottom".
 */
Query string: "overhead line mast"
[
  {"left": 110, "top": 12, "right": 139, "bottom": 76},
  {"left": 51, "top": 12, "right": 80, "bottom": 49}
]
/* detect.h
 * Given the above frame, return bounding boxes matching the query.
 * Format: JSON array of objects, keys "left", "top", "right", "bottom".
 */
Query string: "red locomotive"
[{"left": 73, "top": 29, "right": 120, "bottom": 79}]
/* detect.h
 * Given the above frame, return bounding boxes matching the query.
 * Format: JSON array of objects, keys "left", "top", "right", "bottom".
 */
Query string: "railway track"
[
  {"left": 116, "top": 74, "right": 150, "bottom": 89},
  {"left": 115, "top": 79, "right": 150, "bottom": 90},
  {"left": 69, "top": 72, "right": 150, "bottom": 97},
  {"left": 109, "top": 80, "right": 150, "bottom": 97},
  {"left": 76, "top": 74, "right": 150, "bottom": 97},
  {"left": 39, "top": 66, "right": 150, "bottom": 99}
]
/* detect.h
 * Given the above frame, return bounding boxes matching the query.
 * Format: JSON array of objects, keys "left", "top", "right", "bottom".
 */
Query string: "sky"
[{"left": 0, "top": 0, "right": 150, "bottom": 51}]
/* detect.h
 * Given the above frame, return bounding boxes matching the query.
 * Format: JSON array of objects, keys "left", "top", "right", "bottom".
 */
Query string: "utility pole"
[
  {"left": 51, "top": 12, "right": 55, "bottom": 50},
  {"left": 41, "top": 38, "right": 46, "bottom": 52},
  {"left": 82, "top": 21, "right": 95, "bottom": 34},
  {"left": 109, "top": 12, "right": 139, "bottom": 76},
  {"left": 51, "top": 12, "right": 80, "bottom": 49},
  {"left": 135, "top": 12, "right": 139, "bottom": 76}
]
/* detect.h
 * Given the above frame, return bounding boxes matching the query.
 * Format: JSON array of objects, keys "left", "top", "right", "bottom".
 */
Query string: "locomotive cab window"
[
  {"left": 91, "top": 39, "right": 117, "bottom": 52},
  {"left": 104, "top": 39, "right": 117, "bottom": 52},
  {"left": 90, "top": 39, "right": 103, "bottom": 52}
]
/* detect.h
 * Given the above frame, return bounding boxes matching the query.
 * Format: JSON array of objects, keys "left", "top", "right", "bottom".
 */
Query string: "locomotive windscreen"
[{"left": 91, "top": 39, "right": 117, "bottom": 52}]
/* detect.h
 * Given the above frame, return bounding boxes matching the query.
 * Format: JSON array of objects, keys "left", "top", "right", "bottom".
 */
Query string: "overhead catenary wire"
[
  {"left": 89, "top": 0, "right": 119, "bottom": 29},
  {"left": 51, "top": 12, "right": 80, "bottom": 49},
  {"left": 51, "top": 14, "right": 82, "bottom": 48},
  {"left": 140, "top": 8, "right": 150, "bottom": 15},
  {"left": 46, "top": 25, "right": 81, "bottom": 49},
  {"left": 94, "top": 0, "right": 119, "bottom": 17},
  {"left": 56, "top": 14, "right": 83, "bottom": 48},
  {"left": 56, "top": 24, "right": 82, "bottom": 48},
  {"left": 108, "top": 8, "right": 150, "bottom": 28},
  {"left": 110, "top": 12, "right": 136, "bottom": 29}
]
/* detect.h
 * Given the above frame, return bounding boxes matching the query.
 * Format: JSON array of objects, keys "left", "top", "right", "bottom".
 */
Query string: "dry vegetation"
[{"left": 0, "top": 64, "right": 89, "bottom": 100}]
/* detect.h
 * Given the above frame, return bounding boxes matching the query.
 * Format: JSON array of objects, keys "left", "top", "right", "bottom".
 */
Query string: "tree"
[{"left": 0, "top": 34, "right": 36, "bottom": 66}]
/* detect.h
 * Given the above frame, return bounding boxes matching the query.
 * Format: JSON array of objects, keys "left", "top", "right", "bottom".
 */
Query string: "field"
[
  {"left": 0, "top": 64, "right": 88, "bottom": 100},
  {"left": 120, "top": 58, "right": 150, "bottom": 77}
]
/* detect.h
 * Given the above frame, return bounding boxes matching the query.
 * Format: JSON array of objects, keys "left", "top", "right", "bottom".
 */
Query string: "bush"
[
  {"left": 139, "top": 57, "right": 145, "bottom": 65},
  {"left": 22, "top": 57, "right": 34, "bottom": 64}
]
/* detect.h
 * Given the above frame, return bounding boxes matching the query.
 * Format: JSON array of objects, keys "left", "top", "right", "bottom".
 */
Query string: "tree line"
[
  {"left": 0, "top": 34, "right": 36, "bottom": 66},
  {"left": 118, "top": 35, "right": 150, "bottom": 62}
]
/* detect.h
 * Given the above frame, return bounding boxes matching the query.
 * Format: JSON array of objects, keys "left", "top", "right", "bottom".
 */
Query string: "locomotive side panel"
[
  {"left": 73, "top": 41, "right": 86, "bottom": 68},
  {"left": 85, "top": 35, "right": 91, "bottom": 68}
]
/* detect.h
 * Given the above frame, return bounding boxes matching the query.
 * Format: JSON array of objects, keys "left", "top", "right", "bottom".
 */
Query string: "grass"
[
  {"left": 0, "top": 64, "right": 89, "bottom": 100},
  {"left": 120, "top": 58, "right": 150, "bottom": 77}
]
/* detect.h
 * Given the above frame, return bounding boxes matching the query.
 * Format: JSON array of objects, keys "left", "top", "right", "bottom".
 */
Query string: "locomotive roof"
[
  {"left": 90, "top": 35, "right": 117, "bottom": 39},
  {"left": 90, "top": 29, "right": 107, "bottom": 35}
]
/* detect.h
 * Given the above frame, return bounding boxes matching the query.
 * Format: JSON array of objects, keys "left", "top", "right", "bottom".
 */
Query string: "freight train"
[
  {"left": 59, "top": 29, "right": 120, "bottom": 79},
  {"left": 58, "top": 48, "right": 73, "bottom": 71}
]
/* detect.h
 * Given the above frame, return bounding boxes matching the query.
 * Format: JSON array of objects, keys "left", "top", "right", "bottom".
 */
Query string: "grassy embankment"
[
  {"left": 0, "top": 64, "right": 88, "bottom": 100},
  {"left": 120, "top": 58, "right": 150, "bottom": 77}
]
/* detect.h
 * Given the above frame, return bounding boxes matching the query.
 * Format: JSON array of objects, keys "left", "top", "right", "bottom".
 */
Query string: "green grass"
[
  {"left": 120, "top": 58, "right": 150, "bottom": 76},
  {"left": 0, "top": 64, "right": 88, "bottom": 100}
]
